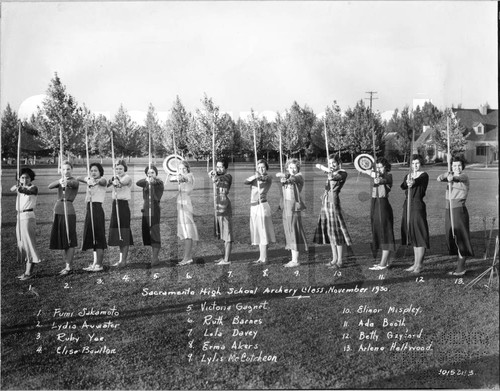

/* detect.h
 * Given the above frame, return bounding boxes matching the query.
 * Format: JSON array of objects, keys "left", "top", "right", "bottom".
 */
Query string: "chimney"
[{"left": 479, "top": 104, "right": 488, "bottom": 115}]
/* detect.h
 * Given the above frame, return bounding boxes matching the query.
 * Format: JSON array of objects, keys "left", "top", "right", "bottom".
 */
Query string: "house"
[
  {"left": 452, "top": 105, "right": 498, "bottom": 164},
  {"left": 414, "top": 105, "right": 498, "bottom": 164}
]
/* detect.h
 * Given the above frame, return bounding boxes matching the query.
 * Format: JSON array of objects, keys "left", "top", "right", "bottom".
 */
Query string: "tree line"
[{"left": 2, "top": 73, "right": 468, "bottom": 164}]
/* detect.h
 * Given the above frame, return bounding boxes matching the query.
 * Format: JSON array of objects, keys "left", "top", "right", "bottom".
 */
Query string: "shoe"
[
  {"left": 83, "top": 264, "right": 97, "bottom": 271},
  {"left": 90, "top": 265, "right": 104, "bottom": 272},
  {"left": 284, "top": 261, "right": 299, "bottom": 268},
  {"left": 151, "top": 260, "right": 160, "bottom": 266},
  {"left": 412, "top": 269, "right": 423, "bottom": 274},
  {"left": 252, "top": 259, "right": 266, "bottom": 265},
  {"left": 16, "top": 273, "right": 26, "bottom": 279},
  {"left": 215, "top": 259, "right": 231, "bottom": 266},
  {"left": 19, "top": 274, "right": 33, "bottom": 281},
  {"left": 328, "top": 263, "right": 341, "bottom": 270},
  {"left": 405, "top": 266, "right": 416, "bottom": 272},
  {"left": 178, "top": 259, "right": 193, "bottom": 266},
  {"left": 369, "top": 265, "right": 388, "bottom": 271},
  {"left": 58, "top": 268, "right": 71, "bottom": 276},
  {"left": 327, "top": 260, "right": 337, "bottom": 266},
  {"left": 111, "top": 261, "right": 126, "bottom": 268},
  {"left": 448, "top": 270, "right": 466, "bottom": 276}
]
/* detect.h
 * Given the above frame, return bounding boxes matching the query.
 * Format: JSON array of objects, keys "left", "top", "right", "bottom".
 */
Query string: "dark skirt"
[
  {"left": 401, "top": 200, "right": 429, "bottom": 248},
  {"left": 445, "top": 205, "right": 474, "bottom": 257},
  {"left": 371, "top": 198, "right": 396, "bottom": 251},
  {"left": 313, "top": 196, "right": 352, "bottom": 246},
  {"left": 109, "top": 200, "right": 134, "bottom": 246},
  {"left": 141, "top": 202, "right": 161, "bottom": 247},
  {"left": 214, "top": 215, "right": 233, "bottom": 242},
  {"left": 50, "top": 214, "right": 77, "bottom": 250},
  {"left": 82, "top": 202, "right": 107, "bottom": 251},
  {"left": 283, "top": 199, "right": 308, "bottom": 252}
]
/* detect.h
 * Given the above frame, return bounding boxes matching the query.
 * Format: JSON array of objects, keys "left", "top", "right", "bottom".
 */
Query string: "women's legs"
[
  {"left": 224, "top": 241, "right": 232, "bottom": 262},
  {"left": 413, "top": 247, "right": 425, "bottom": 272},
  {"left": 96, "top": 249, "right": 104, "bottom": 267},
  {"left": 152, "top": 246, "right": 160, "bottom": 265},
  {"left": 65, "top": 247, "right": 75, "bottom": 270},
  {"left": 380, "top": 250, "right": 391, "bottom": 266},
  {"left": 184, "top": 239, "right": 193, "bottom": 261},
  {"left": 456, "top": 255, "right": 466, "bottom": 273},
  {"left": 336, "top": 245, "right": 344, "bottom": 267},
  {"left": 259, "top": 244, "right": 268, "bottom": 262},
  {"left": 329, "top": 243, "right": 338, "bottom": 264}
]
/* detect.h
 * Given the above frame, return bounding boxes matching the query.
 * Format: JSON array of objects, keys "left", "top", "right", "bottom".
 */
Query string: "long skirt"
[
  {"left": 371, "top": 198, "right": 396, "bottom": 251},
  {"left": 17, "top": 211, "right": 41, "bottom": 263},
  {"left": 249, "top": 202, "right": 276, "bottom": 246},
  {"left": 282, "top": 200, "right": 308, "bottom": 252},
  {"left": 177, "top": 195, "right": 199, "bottom": 241},
  {"left": 313, "top": 197, "right": 352, "bottom": 246},
  {"left": 50, "top": 214, "right": 77, "bottom": 249},
  {"left": 109, "top": 200, "right": 134, "bottom": 246},
  {"left": 214, "top": 215, "right": 233, "bottom": 243},
  {"left": 82, "top": 202, "right": 107, "bottom": 251},
  {"left": 445, "top": 204, "right": 474, "bottom": 257},
  {"left": 401, "top": 200, "right": 429, "bottom": 248},
  {"left": 141, "top": 202, "right": 161, "bottom": 248}
]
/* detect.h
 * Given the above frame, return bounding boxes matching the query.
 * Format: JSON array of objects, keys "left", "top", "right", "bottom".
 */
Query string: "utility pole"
[{"left": 365, "top": 91, "right": 378, "bottom": 157}]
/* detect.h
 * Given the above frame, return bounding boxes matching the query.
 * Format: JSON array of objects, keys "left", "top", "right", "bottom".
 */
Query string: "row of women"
[{"left": 12, "top": 153, "right": 472, "bottom": 280}]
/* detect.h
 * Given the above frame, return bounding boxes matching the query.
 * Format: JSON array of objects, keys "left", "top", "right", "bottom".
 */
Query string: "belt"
[
  {"left": 21, "top": 209, "right": 33, "bottom": 213},
  {"left": 250, "top": 201, "right": 268, "bottom": 206}
]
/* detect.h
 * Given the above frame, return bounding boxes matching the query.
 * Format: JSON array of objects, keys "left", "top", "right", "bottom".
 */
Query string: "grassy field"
[{"left": 1, "top": 162, "right": 499, "bottom": 389}]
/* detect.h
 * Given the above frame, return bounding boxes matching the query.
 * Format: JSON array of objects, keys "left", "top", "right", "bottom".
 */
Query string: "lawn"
[{"left": 1, "top": 161, "right": 498, "bottom": 389}]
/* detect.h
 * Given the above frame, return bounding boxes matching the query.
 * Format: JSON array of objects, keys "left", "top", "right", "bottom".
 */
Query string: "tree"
[
  {"left": 142, "top": 103, "right": 165, "bottom": 160},
  {"left": 186, "top": 94, "right": 234, "bottom": 167},
  {"left": 310, "top": 101, "right": 345, "bottom": 159},
  {"left": 386, "top": 106, "right": 413, "bottom": 163},
  {"left": 343, "top": 100, "right": 384, "bottom": 160},
  {"left": 112, "top": 104, "right": 140, "bottom": 158},
  {"left": 280, "top": 101, "right": 315, "bottom": 160},
  {"left": 165, "top": 96, "right": 190, "bottom": 156},
  {"left": 1, "top": 104, "right": 20, "bottom": 159},
  {"left": 239, "top": 109, "right": 275, "bottom": 162},
  {"left": 32, "top": 73, "right": 85, "bottom": 159},
  {"left": 87, "top": 114, "right": 111, "bottom": 160},
  {"left": 431, "top": 109, "right": 468, "bottom": 156}
]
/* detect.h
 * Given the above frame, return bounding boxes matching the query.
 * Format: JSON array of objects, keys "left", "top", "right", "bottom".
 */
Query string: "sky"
[{"left": 1, "top": 1, "right": 498, "bottom": 124}]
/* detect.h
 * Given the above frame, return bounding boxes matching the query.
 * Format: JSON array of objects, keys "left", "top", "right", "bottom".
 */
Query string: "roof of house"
[{"left": 453, "top": 108, "right": 498, "bottom": 143}]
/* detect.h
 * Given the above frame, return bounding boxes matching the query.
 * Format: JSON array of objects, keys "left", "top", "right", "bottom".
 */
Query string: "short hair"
[
  {"left": 411, "top": 154, "right": 424, "bottom": 165},
  {"left": 452, "top": 156, "right": 466, "bottom": 169},
  {"left": 90, "top": 162, "right": 104, "bottom": 177},
  {"left": 376, "top": 157, "right": 391, "bottom": 172},
  {"left": 62, "top": 160, "right": 73, "bottom": 169},
  {"left": 257, "top": 159, "right": 269, "bottom": 170},
  {"left": 328, "top": 154, "right": 341, "bottom": 165},
  {"left": 179, "top": 160, "right": 191, "bottom": 173},
  {"left": 216, "top": 158, "right": 229, "bottom": 170},
  {"left": 20, "top": 167, "right": 35, "bottom": 181},
  {"left": 285, "top": 158, "right": 300, "bottom": 172},
  {"left": 144, "top": 165, "right": 158, "bottom": 176},
  {"left": 115, "top": 159, "right": 128, "bottom": 172}
]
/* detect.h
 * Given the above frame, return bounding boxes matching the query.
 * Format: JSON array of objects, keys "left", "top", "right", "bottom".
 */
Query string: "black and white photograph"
[{"left": 1, "top": 1, "right": 498, "bottom": 389}]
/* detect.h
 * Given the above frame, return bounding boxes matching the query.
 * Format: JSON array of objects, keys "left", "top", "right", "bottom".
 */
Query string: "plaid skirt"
[{"left": 313, "top": 196, "right": 352, "bottom": 246}]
